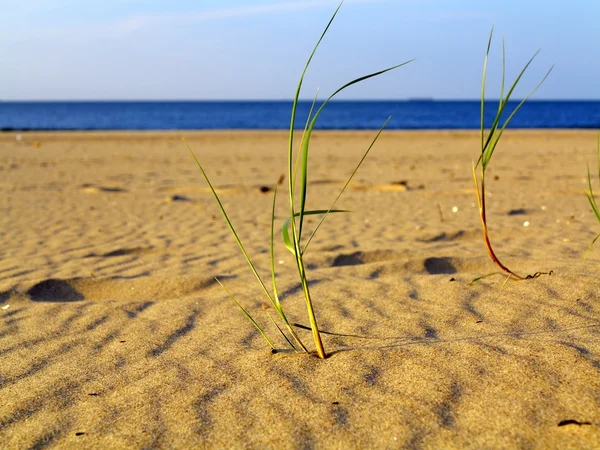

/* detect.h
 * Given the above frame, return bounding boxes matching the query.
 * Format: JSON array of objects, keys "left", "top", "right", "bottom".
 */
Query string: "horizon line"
[{"left": 2, "top": 98, "right": 599, "bottom": 102}]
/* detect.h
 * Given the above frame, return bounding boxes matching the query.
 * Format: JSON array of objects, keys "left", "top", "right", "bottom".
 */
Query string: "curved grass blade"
[
  {"left": 296, "top": 59, "right": 414, "bottom": 240},
  {"left": 482, "top": 62, "right": 553, "bottom": 169},
  {"left": 293, "top": 89, "right": 320, "bottom": 196},
  {"left": 288, "top": 1, "right": 345, "bottom": 241},
  {"left": 583, "top": 232, "right": 600, "bottom": 261},
  {"left": 473, "top": 27, "right": 553, "bottom": 281},
  {"left": 215, "top": 278, "right": 276, "bottom": 350},
  {"left": 303, "top": 116, "right": 392, "bottom": 254},
  {"left": 597, "top": 132, "right": 600, "bottom": 180},
  {"left": 472, "top": 163, "right": 522, "bottom": 280},
  {"left": 185, "top": 139, "right": 299, "bottom": 351},
  {"left": 479, "top": 49, "right": 540, "bottom": 167},
  {"left": 586, "top": 166, "right": 600, "bottom": 220},
  {"left": 584, "top": 133, "right": 600, "bottom": 260},
  {"left": 265, "top": 309, "right": 298, "bottom": 352},
  {"left": 477, "top": 25, "right": 553, "bottom": 169},
  {"left": 283, "top": 209, "right": 349, "bottom": 254},
  {"left": 269, "top": 185, "right": 309, "bottom": 352},
  {"left": 185, "top": 139, "right": 273, "bottom": 302},
  {"left": 478, "top": 50, "right": 553, "bottom": 169},
  {"left": 469, "top": 272, "right": 503, "bottom": 285}
]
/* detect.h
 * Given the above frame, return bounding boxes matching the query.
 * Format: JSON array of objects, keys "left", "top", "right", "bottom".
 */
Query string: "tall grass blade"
[
  {"left": 482, "top": 62, "right": 554, "bottom": 169},
  {"left": 293, "top": 89, "right": 320, "bottom": 195},
  {"left": 185, "top": 139, "right": 300, "bottom": 351},
  {"left": 296, "top": 60, "right": 414, "bottom": 241},
  {"left": 481, "top": 25, "right": 494, "bottom": 155},
  {"left": 184, "top": 139, "right": 273, "bottom": 302},
  {"left": 284, "top": 3, "right": 348, "bottom": 359},
  {"left": 288, "top": 1, "right": 345, "bottom": 237},
  {"left": 283, "top": 1, "right": 412, "bottom": 358}
]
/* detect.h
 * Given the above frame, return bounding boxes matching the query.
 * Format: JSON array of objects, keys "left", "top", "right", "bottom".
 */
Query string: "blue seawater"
[{"left": 0, "top": 100, "right": 598, "bottom": 131}]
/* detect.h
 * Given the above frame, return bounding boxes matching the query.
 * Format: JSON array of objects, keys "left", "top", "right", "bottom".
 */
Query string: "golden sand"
[{"left": 0, "top": 130, "right": 599, "bottom": 448}]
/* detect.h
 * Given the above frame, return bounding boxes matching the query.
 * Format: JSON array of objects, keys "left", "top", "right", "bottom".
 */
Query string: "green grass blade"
[
  {"left": 185, "top": 139, "right": 288, "bottom": 322},
  {"left": 270, "top": 185, "right": 282, "bottom": 307},
  {"left": 296, "top": 59, "right": 414, "bottom": 240},
  {"left": 497, "top": 34, "right": 506, "bottom": 115},
  {"left": 268, "top": 186, "right": 297, "bottom": 349},
  {"left": 586, "top": 191, "right": 600, "bottom": 222},
  {"left": 477, "top": 26, "right": 551, "bottom": 170},
  {"left": 189, "top": 168, "right": 302, "bottom": 352},
  {"left": 584, "top": 232, "right": 600, "bottom": 260},
  {"left": 302, "top": 116, "right": 392, "bottom": 253},
  {"left": 267, "top": 183, "right": 310, "bottom": 352},
  {"left": 482, "top": 62, "right": 554, "bottom": 168},
  {"left": 293, "top": 89, "right": 320, "bottom": 197},
  {"left": 469, "top": 272, "right": 504, "bottom": 285},
  {"left": 284, "top": 1, "right": 348, "bottom": 359},
  {"left": 215, "top": 278, "right": 276, "bottom": 350},
  {"left": 288, "top": 1, "right": 345, "bottom": 258},
  {"left": 480, "top": 50, "right": 545, "bottom": 169},
  {"left": 583, "top": 133, "right": 600, "bottom": 260},
  {"left": 282, "top": 0, "right": 411, "bottom": 359},
  {"left": 481, "top": 25, "right": 494, "bottom": 158},
  {"left": 586, "top": 165, "right": 600, "bottom": 221},
  {"left": 264, "top": 310, "right": 299, "bottom": 353},
  {"left": 596, "top": 132, "right": 600, "bottom": 181},
  {"left": 283, "top": 209, "right": 349, "bottom": 254}
]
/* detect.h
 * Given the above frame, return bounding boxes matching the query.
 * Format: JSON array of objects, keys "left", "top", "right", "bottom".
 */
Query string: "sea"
[{"left": 0, "top": 100, "right": 598, "bottom": 131}]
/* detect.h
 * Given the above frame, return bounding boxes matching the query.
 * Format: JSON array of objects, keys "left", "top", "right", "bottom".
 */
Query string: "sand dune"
[{"left": 1, "top": 130, "right": 599, "bottom": 448}]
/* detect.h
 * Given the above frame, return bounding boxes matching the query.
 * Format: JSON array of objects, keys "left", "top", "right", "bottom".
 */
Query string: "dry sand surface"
[{"left": 1, "top": 130, "right": 599, "bottom": 449}]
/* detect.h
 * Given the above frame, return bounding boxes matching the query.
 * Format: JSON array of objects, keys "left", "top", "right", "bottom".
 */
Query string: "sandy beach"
[{"left": 1, "top": 130, "right": 599, "bottom": 449}]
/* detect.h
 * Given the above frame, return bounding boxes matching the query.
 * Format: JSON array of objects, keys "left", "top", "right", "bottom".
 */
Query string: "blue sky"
[{"left": 1, "top": 0, "right": 598, "bottom": 100}]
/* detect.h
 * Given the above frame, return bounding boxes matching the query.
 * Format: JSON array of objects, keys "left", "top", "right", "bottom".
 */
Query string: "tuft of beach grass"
[
  {"left": 186, "top": 0, "right": 412, "bottom": 358},
  {"left": 472, "top": 26, "right": 553, "bottom": 283},
  {"left": 583, "top": 132, "right": 600, "bottom": 260}
]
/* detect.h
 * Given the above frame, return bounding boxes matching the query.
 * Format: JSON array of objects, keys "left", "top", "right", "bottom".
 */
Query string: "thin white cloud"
[
  {"left": 0, "top": 0, "right": 387, "bottom": 42},
  {"left": 115, "top": 0, "right": 385, "bottom": 33}
]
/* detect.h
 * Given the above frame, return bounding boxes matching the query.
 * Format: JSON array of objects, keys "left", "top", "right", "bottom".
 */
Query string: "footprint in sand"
[
  {"left": 331, "top": 249, "right": 399, "bottom": 267},
  {"left": 423, "top": 257, "right": 457, "bottom": 275},
  {"left": 417, "top": 229, "right": 480, "bottom": 243},
  {"left": 168, "top": 194, "right": 194, "bottom": 202},
  {"left": 329, "top": 249, "right": 485, "bottom": 277},
  {"left": 85, "top": 247, "right": 156, "bottom": 258},
  {"left": 26, "top": 276, "right": 220, "bottom": 302},
  {"left": 27, "top": 279, "right": 84, "bottom": 302},
  {"left": 80, "top": 183, "right": 127, "bottom": 194}
]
